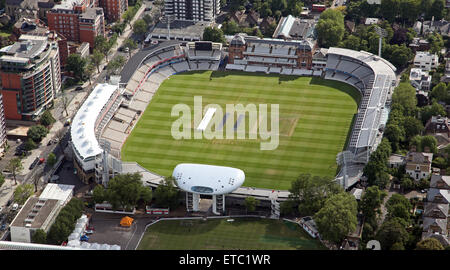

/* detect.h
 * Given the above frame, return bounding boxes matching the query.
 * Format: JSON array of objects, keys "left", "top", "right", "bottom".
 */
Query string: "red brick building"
[
  {"left": 99, "top": 0, "right": 128, "bottom": 22},
  {"left": 47, "top": 0, "right": 105, "bottom": 48},
  {"left": 0, "top": 35, "right": 61, "bottom": 120}
]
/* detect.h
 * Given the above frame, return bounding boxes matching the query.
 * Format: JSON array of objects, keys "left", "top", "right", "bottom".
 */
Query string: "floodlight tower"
[
  {"left": 161, "top": 15, "right": 175, "bottom": 40},
  {"left": 375, "top": 26, "right": 387, "bottom": 58},
  {"left": 98, "top": 139, "right": 111, "bottom": 187}
]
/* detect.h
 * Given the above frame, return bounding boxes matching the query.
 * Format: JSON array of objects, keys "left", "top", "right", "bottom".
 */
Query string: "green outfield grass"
[
  {"left": 121, "top": 71, "right": 359, "bottom": 190},
  {"left": 137, "top": 218, "right": 326, "bottom": 250}
]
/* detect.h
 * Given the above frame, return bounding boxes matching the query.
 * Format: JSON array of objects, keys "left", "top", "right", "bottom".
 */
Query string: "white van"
[{"left": 12, "top": 203, "right": 19, "bottom": 211}]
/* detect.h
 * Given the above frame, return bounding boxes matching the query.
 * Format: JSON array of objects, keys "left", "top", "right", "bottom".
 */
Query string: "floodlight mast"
[
  {"left": 375, "top": 27, "right": 387, "bottom": 57},
  {"left": 161, "top": 15, "right": 175, "bottom": 40}
]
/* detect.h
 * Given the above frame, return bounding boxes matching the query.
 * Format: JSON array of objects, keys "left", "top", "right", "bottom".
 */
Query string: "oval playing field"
[{"left": 121, "top": 71, "right": 360, "bottom": 190}]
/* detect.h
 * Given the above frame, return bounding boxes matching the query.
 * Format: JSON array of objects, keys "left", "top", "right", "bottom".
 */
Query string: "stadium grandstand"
[
  {"left": 226, "top": 33, "right": 322, "bottom": 76},
  {"left": 70, "top": 39, "right": 397, "bottom": 199},
  {"left": 325, "top": 47, "right": 397, "bottom": 189},
  {"left": 71, "top": 41, "right": 225, "bottom": 187}
]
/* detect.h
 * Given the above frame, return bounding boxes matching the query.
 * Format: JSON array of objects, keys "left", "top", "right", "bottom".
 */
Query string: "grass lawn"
[
  {"left": 121, "top": 71, "right": 359, "bottom": 190},
  {"left": 137, "top": 218, "right": 326, "bottom": 250}
]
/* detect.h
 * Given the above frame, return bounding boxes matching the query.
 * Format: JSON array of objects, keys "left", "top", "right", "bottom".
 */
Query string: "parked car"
[
  {"left": 85, "top": 230, "right": 94, "bottom": 235},
  {"left": 75, "top": 86, "right": 83, "bottom": 91},
  {"left": 0, "top": 224, "right": 6, "bottom": 231},
  {"left": 80, "top": 235, "right": 89, "bottom": 242},
  {"left": 0, "top": 206, "right": 3, "bottom": 212},
  {"left": 12, "top": 203, "right": 19, "bottom": 211},
  {"left": 29, "top": 157, "right": 39, "bottom": 170}
]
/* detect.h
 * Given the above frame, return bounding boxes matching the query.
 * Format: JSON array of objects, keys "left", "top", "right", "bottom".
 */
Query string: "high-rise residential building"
[
  {"left": 0, "top": 34, "right": 61, "bottom": 121},
  {"left": 98, "top": 0, "right": 128, "bottom": 22},
  {"left": 47, "top": 0, "right": 105, "bottom": 48},
  {"left": 164, "top": 0, "right": 220, "bottom": 22}
]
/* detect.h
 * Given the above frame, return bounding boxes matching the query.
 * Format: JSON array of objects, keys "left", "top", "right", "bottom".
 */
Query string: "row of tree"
[
  {"left": 346, "top": 0, "right": 447, "bottom": 24},
  {"left": 34, "top": 198, "right": 85, "bottom": 245},
  {"left": 92, "top": 173, "right": 180, "bottom": 211},
  {"left": 280, "top": 174, "right": 358, "bottom": 244},
  {"left": 227, "top": 0, "right": 304, "bottom": 19}
]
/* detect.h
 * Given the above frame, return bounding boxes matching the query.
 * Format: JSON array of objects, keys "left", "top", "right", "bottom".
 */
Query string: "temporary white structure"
[
  {"left": 68, "top": 232, "right": 80, "bottom": 241},
  {"left": 80, "top": 242, "right": 91, "bottom": 249},
  {"left": 67, "top": 240, "right": 81, "bottom": 247},
  {"left": 110, "top": 245, "right": 121, "bottom": 250},
  {"left": 100, "top": 243, "right": 111, "bottom": 250},
  {"left": 90, "top": 243, "right": 101, "bottom": 250}
]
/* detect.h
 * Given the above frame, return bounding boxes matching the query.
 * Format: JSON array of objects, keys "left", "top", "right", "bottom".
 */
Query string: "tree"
[
  {"left": 314, "top": 192, "right": 358, "bottom": 244},
  {"left": 153, "top": 177, "right": 180, "bottom": 209},
  {"left": 244, "top": 196, "right": 260, "bottom": 212},
  {"left": 391, "top": 82, "right": 417, "bottom": 116},
  {"left": 143, "top": 14, "right": 153, "bottom": 25},
  {"left": 288, "top": 174, "right": 343, "bottom": 216},
  {"left": 376, "top": 217, "right": 409, "bottom": 250},
  {"left": 13, "top": 183, "right": 34, "bottom": 205},
  {"left": 429, "top": 0, "right": 445, "bottom": 20},
  {"left": 66, "top": 54, "right": 87, "bottom": 81},
  {"left": 40, "top": 110, "right": 56, "bottom": 127},
  {"left": 105, "top": 173, "right": 152, "bottom": 211},
  {"left": 84, "top": 62, "right": 95, "bottom": 85},
  {"left": 380, "top": 0, "right": 400, "bottom": 22},
  {"left": 27, "top": 125, "right": 48, "bottom": 142},
  {"left": 24, "top": 138, "right": 37, "bottom": 151},
  {"left": 123, "top": 39, "right": 137, "bottom": 58},
  {"left": 415, "top": 238, "right": 444, "bottom": 250},
  {"left": 430, "top": 82, "right": 448, "bottom": 103},
  {"left": 133, "top": 19, "right": 148, "bottom": 38},
  {"left": 359, "top": 186, "right": 387, "bottom": 219},
  {"left": 90, "top": 49, "right": 104, "bottom": 73},
  {"left": 403, "top": 117, "right": 423, "bottom": 141},
  {"left": 122, "top": 9, "right": 134, "bottom": 27},
  {"left": 0, "top": 173, "right": 4, "bottom": 188},
  {"left": 420, "top": 102, "right": 446, "bottom": 125},
  {"left": 7, "top": 158, "right": 23, "bottom": 185},
  {"left": 47, "top": 198, "right": 84, "bottom": 245},
  {"left": 61, "top": 93, "right": 70, "bottom": 118},
  {"left": 31, "top": 229, "right": 47, "bottom": 244},
  {"left": 386, "top": 193, "right": 412, "bottom": 222},
  {"left": 107, "top": 55, "right": 127, "bottom": 75},
  {"left": 47, "top": 153, "right": 57, "bottom": 168},
  {"left": 92, "top": 184, "right": 106, "bottom": 204},
  {"left": 94, "top": 36, "right": 112, "bottom": 62},
  {"left": 315, "top": 9, "right": 345, "bottom": 48},
  {"left": 202, "top": 27, "right": 226, "bottom": 44}
]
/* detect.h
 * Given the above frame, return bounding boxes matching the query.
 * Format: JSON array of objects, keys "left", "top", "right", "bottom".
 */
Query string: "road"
[{"left": 0, "top": 3, "right": 153, "bottom": 238}]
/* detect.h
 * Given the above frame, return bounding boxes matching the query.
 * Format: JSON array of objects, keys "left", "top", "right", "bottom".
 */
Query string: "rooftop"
[
  {"left": 10, "top": 197, "right": 60, "bottom": 229},
  {"left": 70, "top": 83, "right": 119, "bottom": 161},
  {"left": 39, "top": 184, "right": 75, "bottom": 205}
]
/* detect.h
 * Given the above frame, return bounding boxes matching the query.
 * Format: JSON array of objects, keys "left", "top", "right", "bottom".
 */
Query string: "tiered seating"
[
  {"left": 269, "top": 67, "right": 281, "bottom": 73},
  {"left": 245, "top": 65, "right": 268, "bottom": 73},
  {"left": 226, "top": 64, "right": 245, "bottom": 71},
  {"left": 281, "top": 68, "right": 292, "bottom": 75},
  {"left": 172, "top": 61, "right": 190, "bottom": 73}
]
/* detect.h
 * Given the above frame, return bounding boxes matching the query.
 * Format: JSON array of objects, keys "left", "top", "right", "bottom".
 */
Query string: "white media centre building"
[{"left": 173, "top": 163, "right": 245, "bottom": 214}]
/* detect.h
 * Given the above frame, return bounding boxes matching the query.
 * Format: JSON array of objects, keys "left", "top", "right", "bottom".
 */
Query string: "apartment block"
[
  {"left": 0, "top": 35, "right": 61, "bottom": 121},
  {"left": 47, "top": 0, "right": 105, "bottom": 48},
  {"left": 164, "top": 0, "right": 220, "bottom": 22},
  {"left": 98, "top": 0, "right": 128, "bottom": 22}
]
